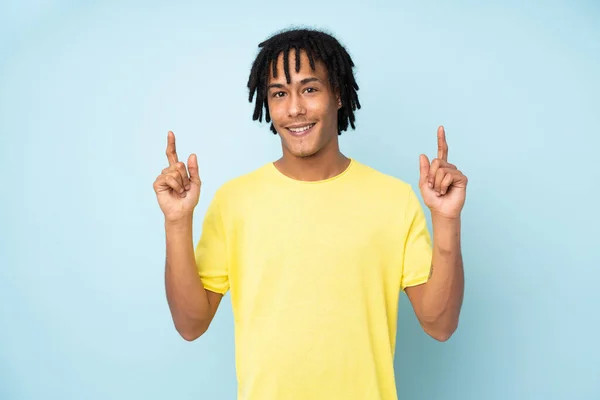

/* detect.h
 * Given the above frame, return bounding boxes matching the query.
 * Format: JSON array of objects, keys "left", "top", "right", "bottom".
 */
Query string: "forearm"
[
  {"left": 164, "top": 215, "right": 211, "bottom": 337},
  {"left": 419, "top": 215, "right": 465, "bottom": 335}
]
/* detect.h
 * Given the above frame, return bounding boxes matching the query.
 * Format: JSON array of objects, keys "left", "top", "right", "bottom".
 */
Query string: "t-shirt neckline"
[{"left": 267, "top": 158, "right": 355, "bottom": 184}]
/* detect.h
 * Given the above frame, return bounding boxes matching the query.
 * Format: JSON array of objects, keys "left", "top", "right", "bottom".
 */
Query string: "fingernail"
[
  {"left": 185, "top": 184, "right": 191, "bottom": 190},
  {"left": 428, "top": 182, "right": 433, "bottom": 188},
  {"left": 179, "top": 188, "right": 184, "bottom": 193}
]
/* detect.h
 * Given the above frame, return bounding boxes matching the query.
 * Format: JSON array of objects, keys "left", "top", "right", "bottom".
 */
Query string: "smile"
[{"left": 287, "top": 123, "right": 315, "bottom": 137}]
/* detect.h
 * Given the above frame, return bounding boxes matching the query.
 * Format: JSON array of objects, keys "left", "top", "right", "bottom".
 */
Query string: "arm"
[
  {"left": 165, "top": 216, "right": 223, "bottom": 341},
  {"left": 405, "top": 215, "right": 464, "bottom": 341},
  {"left": 406, "top": 125, "right": 468, "bottom": 341},
  {"left": 153, "top": 130, "right": 223, "bottom": 342}
]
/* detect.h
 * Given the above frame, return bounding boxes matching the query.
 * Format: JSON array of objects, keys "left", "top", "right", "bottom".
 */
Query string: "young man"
[{"left": 153, "top": 28, "right": 467, "bottom": 400}]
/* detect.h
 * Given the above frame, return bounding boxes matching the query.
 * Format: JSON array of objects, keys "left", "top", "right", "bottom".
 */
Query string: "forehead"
[{"left": 268, "top": 49, "right": 329, "bottom": 84}]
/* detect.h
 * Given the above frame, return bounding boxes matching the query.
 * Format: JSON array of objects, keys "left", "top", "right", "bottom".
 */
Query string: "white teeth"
[{"left": 289, "top": 124, "right": 314, "bottom": 133}]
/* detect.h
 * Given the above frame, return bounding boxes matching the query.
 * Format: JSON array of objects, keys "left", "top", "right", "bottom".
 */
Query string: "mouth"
[{"left": 286, "top": 123, "right": 316, "bottom": 137}]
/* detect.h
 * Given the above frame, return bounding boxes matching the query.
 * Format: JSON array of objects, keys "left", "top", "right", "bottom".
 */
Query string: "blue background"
[{"left": 1, "top": 1, "right": 599, "bottom": 399}]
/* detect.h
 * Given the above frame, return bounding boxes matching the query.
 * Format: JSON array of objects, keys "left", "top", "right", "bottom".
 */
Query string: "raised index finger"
[
  {"left": 166, "top": 131, "right": 179, "bottom": 165},
  {"left": 437, "top": 125, "right": 448, "bottom": 161}
]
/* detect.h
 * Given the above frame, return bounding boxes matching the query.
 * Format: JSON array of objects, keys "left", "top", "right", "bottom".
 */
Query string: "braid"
[{"left": 247, "top": 28, "right": 361, "bottom": 135}]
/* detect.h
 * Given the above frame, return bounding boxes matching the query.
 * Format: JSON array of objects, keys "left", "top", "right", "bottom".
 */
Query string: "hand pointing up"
[
  {"left": 419, "top": 126, "right": 468, "bottom": 219},
  {"left": 153, "top": 131, "right": 202, "bottom": 222}
]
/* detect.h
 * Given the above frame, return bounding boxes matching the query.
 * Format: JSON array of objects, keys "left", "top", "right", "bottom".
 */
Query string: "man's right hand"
[{"left": 153, "top": 131, "right": 201, "bottom": 222}]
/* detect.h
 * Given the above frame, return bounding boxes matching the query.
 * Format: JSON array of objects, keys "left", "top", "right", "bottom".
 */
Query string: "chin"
[
  {"left": 275, "top": 131, "right": 316, "bottom": 158},
  {"left": 282, "top": 141, "right": 318, "bottom": 158},
  {"left": 290, "top": 148, "right": 319, "bottom": 158}
]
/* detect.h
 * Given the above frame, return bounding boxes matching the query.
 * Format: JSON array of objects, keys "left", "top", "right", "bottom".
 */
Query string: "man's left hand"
[{"left": 418, "top": 125, "right": 468, "bottom": 219}]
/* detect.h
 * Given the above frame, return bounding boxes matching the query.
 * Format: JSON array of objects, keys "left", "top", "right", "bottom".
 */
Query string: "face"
[{"left": 266, "top": 50, "right": 342, "bottom": 159}]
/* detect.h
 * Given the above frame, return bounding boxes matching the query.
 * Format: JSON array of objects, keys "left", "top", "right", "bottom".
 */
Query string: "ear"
[{"left": 336, "top": 91, "right": 342, "bottom": 110}]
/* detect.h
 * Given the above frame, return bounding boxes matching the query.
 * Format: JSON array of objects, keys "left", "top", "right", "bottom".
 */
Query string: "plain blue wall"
[{"left": 1, "top": 1, "right": 599, "bottom": 399}]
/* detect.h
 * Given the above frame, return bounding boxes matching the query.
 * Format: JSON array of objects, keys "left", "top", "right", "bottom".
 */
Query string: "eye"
[
  {"left": 304, "top": 87, "right": 318, "bottom": 94},
  {"left": 272, "top": 91, "right": 285, "bottom": 98}
]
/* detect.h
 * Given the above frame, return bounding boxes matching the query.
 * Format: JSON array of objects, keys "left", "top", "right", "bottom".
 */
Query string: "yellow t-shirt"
[{"left": 194, "top": 159, "right": 432, "bottom": 400}]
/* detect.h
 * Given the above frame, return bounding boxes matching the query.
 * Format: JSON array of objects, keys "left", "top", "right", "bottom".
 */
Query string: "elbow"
[
  {"left": 179, "top": 330, "right": 202, "bottom": 342},
  {"left": 422, "top": 318, "right": 458, "bottom": 342},
  {"left": 427, "top": 328, "right": 455, "bottom": 342},
  {"left": 176, "top": 322, "right": 209, "bottom": 342}
]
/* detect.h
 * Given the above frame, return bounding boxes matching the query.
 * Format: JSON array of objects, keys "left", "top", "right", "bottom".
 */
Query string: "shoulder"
[
  {"left": 350, "top": 159, "right": 426, "bottom": 219},
  {"left": 209, "top": 163, "right": 271, "bottom": 205},
  {"left": 351, "top": 159, "right": 415, "bottom": 197}
]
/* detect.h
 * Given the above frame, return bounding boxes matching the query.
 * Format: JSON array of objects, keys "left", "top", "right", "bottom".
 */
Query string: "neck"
[{"left": 274, "top": 141, "right": 350, "bottom": 182}]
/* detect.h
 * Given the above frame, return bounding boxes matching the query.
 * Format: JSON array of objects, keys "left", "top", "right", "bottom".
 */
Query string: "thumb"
[
  {"left": 187, "top": 153, "right": 201, "bottom": 184},
  {"left": 419, "top": 154, "right": 430, "bottom": 188}
]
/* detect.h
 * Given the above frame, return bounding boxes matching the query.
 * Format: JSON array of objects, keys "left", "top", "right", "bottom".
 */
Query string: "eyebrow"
[{"left": 267, "top": 77, "right": 322, "bottom": 90}]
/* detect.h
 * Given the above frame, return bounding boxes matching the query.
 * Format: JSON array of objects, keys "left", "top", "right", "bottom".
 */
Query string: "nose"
[{"left": 287, "top": 93, "right": 306, "bottom": 117}]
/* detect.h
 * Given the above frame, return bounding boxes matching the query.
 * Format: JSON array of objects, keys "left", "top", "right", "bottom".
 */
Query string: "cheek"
[
  {"left": 267, "top": 101, "right": 284, "bottom": 123},
  {"left": 319, "top": 95, "right": 338, "bottom": 113},
  {"left": 307, "top": 99, "right": 331, "bottom": 118}
]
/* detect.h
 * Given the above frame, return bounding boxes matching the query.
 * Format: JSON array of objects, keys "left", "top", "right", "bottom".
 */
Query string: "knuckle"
[{"left": 177, "top": 164, "right": 188, "bottom": 178}]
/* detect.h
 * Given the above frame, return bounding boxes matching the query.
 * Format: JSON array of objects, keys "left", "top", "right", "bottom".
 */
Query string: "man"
[{"left": 153, "top": 28, "right": 467, "bottom": 400}]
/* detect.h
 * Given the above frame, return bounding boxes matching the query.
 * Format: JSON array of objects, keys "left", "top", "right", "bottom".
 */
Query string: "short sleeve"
[
  {"left": 400, "top": 186, "right": 433, "bottom": 291},
  {"left": 194, "top": 191, "right": 229, "bottom": 294}
]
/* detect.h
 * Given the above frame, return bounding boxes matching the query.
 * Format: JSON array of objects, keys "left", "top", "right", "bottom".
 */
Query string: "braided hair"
[{"left": 247, "top": 28, "right": 361, "bottom": 135}]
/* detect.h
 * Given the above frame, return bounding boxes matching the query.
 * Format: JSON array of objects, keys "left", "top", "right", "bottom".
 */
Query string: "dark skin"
[
  {"left": 408, "top": 127, "right": 467, "bottom": 341},
  {"left": 155, "top": 49, "right": 466, "bottom": 341},
  {"left": 266, "top": 50, "right": 348, "bottom": 181}
]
